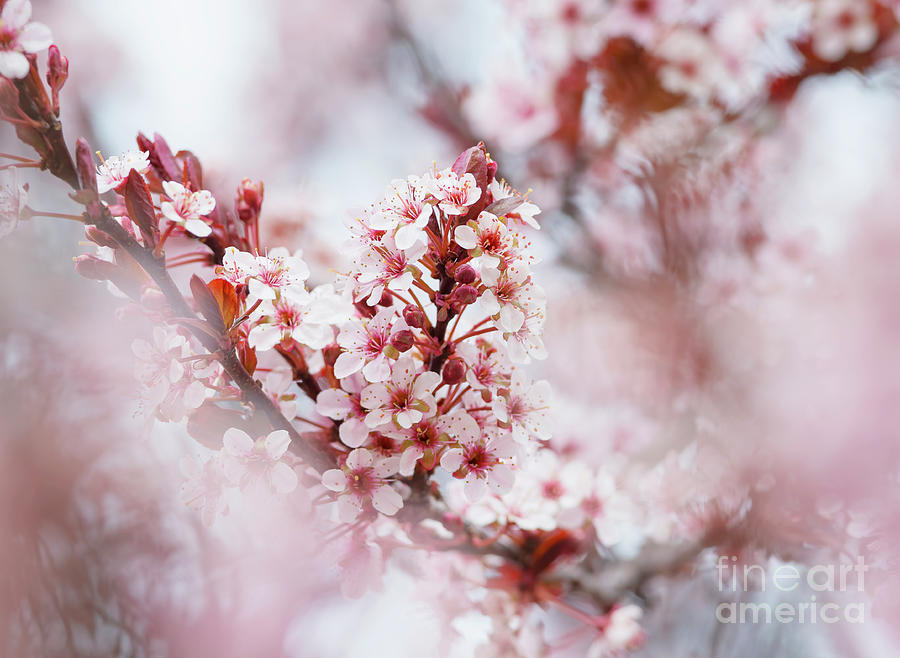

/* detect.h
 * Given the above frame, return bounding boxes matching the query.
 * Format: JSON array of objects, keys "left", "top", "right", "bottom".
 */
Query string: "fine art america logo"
[{"left": 715, "top": 555, "right": 868, "bottom": 625}]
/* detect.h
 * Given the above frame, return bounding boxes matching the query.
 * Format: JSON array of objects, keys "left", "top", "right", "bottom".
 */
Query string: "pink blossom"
[
  {"left": 248, "top": 284, "right": 342, "bottom": 351},
  {"left": 354, "top": 235, "right": 425, "bottom": 305},
  {"left": 489, "top": 179, "right": 541, "bottom": 230},
  {"left": 588, "top": 605, "right": 645, "bottom": 656},
  {"left": 315, "top": 378, "right": 371, "bottom": 448},
  {"left": 812, "top": 0, "right": 878, "bottom": 62},
  {"left": 360, "top": 356, "right": 441, "bottom": 429},
  {"left": 440, "top": 420, "right": 518, "bottom": 502},
  {"left": 321, "top": 448, "right": 403, "bottom": 521},
  {"left": 221, "top": 428, "right": 298, "bottom": 494},
  {"left": 95, "top": 150, "right": 151, "bottom": 194},
  {"left": 491, "top": 371, "right": 552, "bottom": 444},
  {"left": 426, "top": 168, "right": 481, "bottom": 216},
  {"left": 160, "top": 180, "right": 216, "bottom": 237},
  {"left": 0, "top": 167, "right": 27, "bottom": 239},
  {"left": 389, "top": 408, "right": 474, "bottom": 476},
  {"left": 333, "top": 307, "right": 406, "bottom": 382},
  {"left": 480, "top": 265, "right": 545, "bottom": 334},
  {"left": 219, "top": 246, "right": 311, "bottom": 302},
  {"left": 180, "top": 455, "right": 229, "bottom": 526},
  {"left": 0, "top": 0, "right": 51, "bottom": 79},
  {"left": 370, "top": 175, "right": 434, "bottom": 249}
]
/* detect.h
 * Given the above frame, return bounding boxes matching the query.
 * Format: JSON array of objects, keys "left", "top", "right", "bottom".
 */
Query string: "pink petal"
[
  {"left": 372, "top": 485, "right": 403, "bottom": 516},
  {"left": 268, "top": 462, "right": 298, "bottom": 494},
  {"left": 18, "top": 22, "right": 52, "bottom": 53},
  {"left": 322, "top": 469, "right": 347, "bottom": 492},
  {"left": 264, "top": 429, "right": 291, "bottom": 459},
  {"left": 223, "top": 427, "right": 254, "bottom": 456}
]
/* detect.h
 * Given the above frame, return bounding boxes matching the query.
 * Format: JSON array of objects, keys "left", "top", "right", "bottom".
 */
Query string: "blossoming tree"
[{"left": 4, "top": 0, "right": 900, "bottom": 655}]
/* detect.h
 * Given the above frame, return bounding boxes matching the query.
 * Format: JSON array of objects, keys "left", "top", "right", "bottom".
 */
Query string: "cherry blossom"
[
  {"left": 491, "top": 371, "right": 552, "bottom": 444},
  {"left": 180, "top": 455, "right": 229, "bottom": 527},
  {"left": 0, "top": 166, "right": 27, "bottom": 239},
  {"left": 321, "top": 448, "right": 403, "bottom": 521},
  {"left": 811, "top": 0, "right": 878, "bottom": 62},
  {"left": 0, "top": 0, "right": 51, "bottom": 79},
  {"left": 333, "top": 307, "right": 407, "bottom": 382},
  {"left": 95, "top": 150, "right": 151, "bottom": 194},
  {"left": 426, "top": 168, "right": 481, "bottom": 216},
  {"left": 360, "top": 356, "right": 441, "bottom": 429},
  {"left": 440, "top": 422, "right": 518, "bottom": 502},
  {"left": 588, "top": 605, "right": 645, "bottom": 656},
  {"left": 456, "top": 339, "right": 511, "bottom": 394},
  {"left": 160, "top": 180, "right": 216, "bottom": 237},
  {"left": 353, "top": 235, "right": 425, "bottom": 305},
  {"left": 480, "top": 265, "right": 545, "bottom": 334},
  {"left": 389, "top": 408, "right": 475, "bottom": 476},
  {"left": 371, "top": 175, "right": 434, "bottom": 249},
  {"left": 219, "top": 246, "right": 311, "bottom": 302},
  {"left": 248, "top": 284, "right": 342, "bottom": 351},
  {"left": 454, "top": 211, "right": 513, "bottom": 275},
  {"left": 489, "top": 179, "right": 541, "bottom": 230},
  {"left": 316, "top": 378, "right": 371, "bottom": 448},
  {"left": 221, "top": 428, "right": 298, "bottom": 494}
]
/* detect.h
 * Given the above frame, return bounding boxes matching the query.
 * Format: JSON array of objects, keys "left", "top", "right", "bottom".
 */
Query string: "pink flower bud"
[
  {"left": 452, "top": 284, "right": 478, "bottom": 306},
  {"left": 74, "top": 254, "right": 118, "bottom": 281},
  {"left": 390, "top": 329, "right": 415, "bottom": 353},
  {"left": 441, "top": 356, "right": 466, "bottom": 386},
  {"left": 403, "top": 304, "right": 427, "bottom": 329},
  {"left": 84, "top": 225, "right": 117, "bottom": 248},
  {"left": 46, "top": 46, "right": 68, "bottom": 114},
  {"left": 454, "top": 264, "right": 477, "bottom": 284},
  {"left": 236, "top": 178, "right": 264, "bottom": 223}
]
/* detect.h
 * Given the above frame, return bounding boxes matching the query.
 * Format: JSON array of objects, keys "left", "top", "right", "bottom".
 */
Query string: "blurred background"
[{"left": 4, "top": 0, "right": 900, "bottom": 655}]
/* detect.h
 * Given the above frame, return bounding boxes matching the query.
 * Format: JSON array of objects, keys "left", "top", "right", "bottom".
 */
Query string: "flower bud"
[
  {"left": 323, "top": 343, "right": 342, "bottom": 367},
  {"left": 390, "top": 329, "right": 415, "bottom": 353},
  {"left": 454, "top": 264, "right": 477, "bottom": 284},
  {"left": 46, "top": 45, "right": 69, "bottom": 115},
  {"left": 441, "top": 356, "right": 466, "bottom": 386},
  {"left": 403, "top": 304, "right": 427, "bottom": 329},
  {"left": 84, "top": 225, "right": 117, "bottom": 248},
  {"left": 236, "top": 178, "right": 264, "bottom": 223},
  {"left": 452, "top": 284, "right": 479, "bottom": 306},
  {"left": 73, "top": 254, "right": 118, "bottom": 281},
  {"left": 377, "top": 289, "right": 394, "bottom": 306}
]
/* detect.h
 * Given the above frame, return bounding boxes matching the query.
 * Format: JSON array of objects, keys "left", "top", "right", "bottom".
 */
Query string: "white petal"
[
  {"left": 322, "top": 469, "right": 347, "bottom": 492},
  {"left": 184, "top": 218, "right": 212, "bottom": 237},
  {"left": 346, "top": 448, "right": 374, "bottom": 470},
  {"left": 464, "top": 476, "right": 487, "bottom": 502},
  {"left": 333, "top": 351, "right": 365, "bottom": 379},
  {"left": 223, "top": 427, "right": 254, "bottom": 456},
  {"left": 372, "top": 485, "right": 403, "bottom": 516},
  {"left": 0, "top": 51, "right": 29, "bottom": 79},
  {"left": 264, "top": 429, "right": 291, "bottom": 459},
  {"left": 18, "top": 22, "right": 52, "bottom": 53},
  {"left": 269, "top": 462, "right": 298, "bottom": 494},
  {"left": 454, "top": 225, "right": 478, "bottom": 250}
]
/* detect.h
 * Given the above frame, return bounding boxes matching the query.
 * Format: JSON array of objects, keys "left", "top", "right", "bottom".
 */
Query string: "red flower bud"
[
  {"left": 441, "top": 356, "right": 466, "bottom": 386},
  {"left": 390, "top": 329, "right": 415, "bottom": 353},
  {"left": 46, "top": 45, "right": 69, "bottom": 115},
  {"left": 236, "top": 178, "right": 264, "bottom": 223},
  {"left": 454, "top": 264, "right": 477, "bottom": 284},
  {"left": 323, "top": 343, "right": 342, "bottom": 367},
  {"left": 403, "top": 303, "right": 427, "bottom": 329},
  {"left": 74, "top": 254, "right": 118, "bottom": 281},
  {"left": 452, "top": 284, "right": 478, "bottom": 306}
]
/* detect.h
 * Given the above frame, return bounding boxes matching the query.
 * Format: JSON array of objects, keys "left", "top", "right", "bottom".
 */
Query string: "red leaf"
[
  {"left": 207, "top": 278, "right": 239, "bottom": 328},
  {"left": 189, "top": 274, "right": 226, "bottom": 334},
  {"left": 123, "top": 170, "right": 159, "bottom": 247}
]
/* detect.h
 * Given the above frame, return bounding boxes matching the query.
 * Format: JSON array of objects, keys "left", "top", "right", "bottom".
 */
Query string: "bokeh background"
[{"left": 4, "top": 0, "right": 900, "bottom": 656}]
